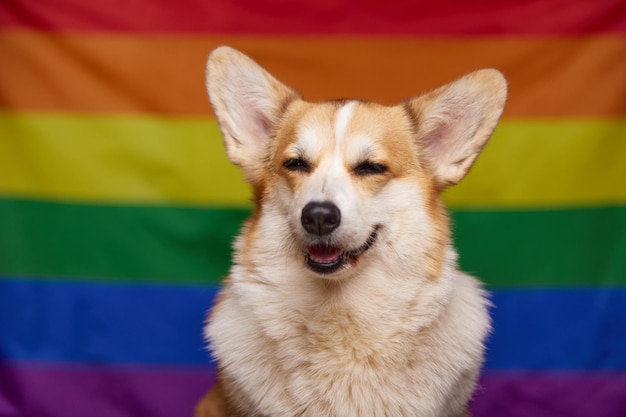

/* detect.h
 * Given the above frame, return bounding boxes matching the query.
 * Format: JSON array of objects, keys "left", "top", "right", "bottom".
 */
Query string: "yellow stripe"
[
  {"left": 1, "top": 112, "right": 624, "bottom": 208},
  {"left": 0, "top": 112, "right": 248, "bottom": 207},
  {"left": 445, "top": 120, "right": 626, "bottom": 208}
]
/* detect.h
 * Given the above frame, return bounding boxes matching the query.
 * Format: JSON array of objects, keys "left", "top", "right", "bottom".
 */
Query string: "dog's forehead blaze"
[{"left": 273, "top": 101, "right": 420, "bottom": 171}]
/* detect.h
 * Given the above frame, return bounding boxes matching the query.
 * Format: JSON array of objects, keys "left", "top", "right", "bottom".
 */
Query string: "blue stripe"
[
  {"left": 0, "top": 277, "right": 217, "bottom": 367},
  {"left": 1, "top": 277, "right": 624, "bottom": 370},
  {"left": 486, "top": 288, "right": 626, "bottom": 370}
]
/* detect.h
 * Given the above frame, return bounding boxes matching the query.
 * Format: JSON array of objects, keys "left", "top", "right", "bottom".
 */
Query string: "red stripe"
[{"left": 1, "top": 0, "right": 625, "bottom": 35}]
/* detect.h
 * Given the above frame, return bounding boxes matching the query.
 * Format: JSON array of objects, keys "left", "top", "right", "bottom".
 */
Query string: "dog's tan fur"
[{"left": 197, "top": 47, "right": 507, "bottom": 417}]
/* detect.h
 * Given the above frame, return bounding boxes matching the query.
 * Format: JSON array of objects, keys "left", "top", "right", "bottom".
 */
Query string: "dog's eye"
[
  {"left": 353, "top": 161, "right": 388, "bottom": 176},
  {"left": 283, "top": 158, "right": 311, "bottom": 173}
]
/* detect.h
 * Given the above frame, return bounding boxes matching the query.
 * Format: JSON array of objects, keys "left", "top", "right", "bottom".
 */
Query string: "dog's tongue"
[{"left": 308, "top": 245, "right": 342, "bottom": 263}]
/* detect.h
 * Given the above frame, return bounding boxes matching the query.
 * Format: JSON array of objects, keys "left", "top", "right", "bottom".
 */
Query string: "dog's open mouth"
[{"left": 305, "top": 227, "right": 379, "bottom": 275}]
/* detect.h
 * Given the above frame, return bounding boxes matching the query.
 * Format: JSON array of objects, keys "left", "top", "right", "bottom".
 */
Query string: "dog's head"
[{"left": 206, "top": 47, "right": 506, "bottom": 279}]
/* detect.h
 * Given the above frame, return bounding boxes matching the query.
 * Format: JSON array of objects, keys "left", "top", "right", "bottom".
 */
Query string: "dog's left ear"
[
  {"left": 206, "top": 46, "right": 301, "bottom": 180},
  {"left": 407, "top": 69, "right": 507, "bottom": 187}
]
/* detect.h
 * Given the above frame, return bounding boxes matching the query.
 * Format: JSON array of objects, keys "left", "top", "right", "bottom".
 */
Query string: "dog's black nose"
[{"left": 301, "top": 201, "right": 341, "bottom": 236}]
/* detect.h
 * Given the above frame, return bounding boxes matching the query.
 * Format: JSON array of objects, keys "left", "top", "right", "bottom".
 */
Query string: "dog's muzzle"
[{"left": 301, "top": 201, "right": 379, "bottom": 275}]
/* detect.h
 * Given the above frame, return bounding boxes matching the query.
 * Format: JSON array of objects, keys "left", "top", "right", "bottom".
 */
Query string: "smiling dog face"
[{"left": 206, "top": 46, "right": 507, "bottom": 279}]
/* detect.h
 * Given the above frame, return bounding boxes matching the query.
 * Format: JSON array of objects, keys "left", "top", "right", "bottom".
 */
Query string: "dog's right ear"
[{"left": 206, "top": 47, "right": 300, "bottom": 178}]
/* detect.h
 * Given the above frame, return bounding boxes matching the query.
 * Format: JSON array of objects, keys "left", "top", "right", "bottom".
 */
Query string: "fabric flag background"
[{"left": 1, "top": 1, "right": 625, "bottom": 416}]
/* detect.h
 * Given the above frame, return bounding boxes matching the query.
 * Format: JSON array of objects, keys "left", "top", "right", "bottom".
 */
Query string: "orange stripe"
[{"left": 0, "top": 30, "right": 624, "bottom": 117}]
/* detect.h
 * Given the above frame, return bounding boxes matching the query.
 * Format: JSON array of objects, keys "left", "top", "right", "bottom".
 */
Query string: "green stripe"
[
  {"left": 0, "top": 198, "right": 624, "bottom": 287},
  {"left": 0, "top": 198, "right": 247, "bottom": 284},
  {"left": 454, "top": 207, "right": 626, "bottom": 287}
]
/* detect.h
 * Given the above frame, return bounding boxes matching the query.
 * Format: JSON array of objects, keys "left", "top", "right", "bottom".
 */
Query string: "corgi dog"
[{"left": 196, "top": 46, "right": 507, "bottom": 417}]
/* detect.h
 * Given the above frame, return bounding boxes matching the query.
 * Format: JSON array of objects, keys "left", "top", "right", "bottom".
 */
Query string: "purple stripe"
[
  {"left": 473, "top": 371, "right": 626, "bottom": 417},
  {"left": 1, "top": 363, "right": 625, "bottom": 416},
  {"left": 0, "top": 362, "right": 215, "bottom": 417}
]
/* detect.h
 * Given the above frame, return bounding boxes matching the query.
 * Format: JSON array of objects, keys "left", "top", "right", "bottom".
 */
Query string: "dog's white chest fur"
[{"left": 207, "top": 245, "right": 490, "bottom": 417}]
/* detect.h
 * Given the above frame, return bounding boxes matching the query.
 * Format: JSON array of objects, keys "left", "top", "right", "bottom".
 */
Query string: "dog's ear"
[
  {"left": 407, "top": 69, "right": 507, "bottom": 187},
  {"left": 206, "top": 46, "right": 300, "bottom": 176}
]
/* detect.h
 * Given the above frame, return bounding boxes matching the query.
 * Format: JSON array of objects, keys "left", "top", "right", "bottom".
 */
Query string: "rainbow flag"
[{"left": 1, "top": 1, "right": 625, "bottom": 416}]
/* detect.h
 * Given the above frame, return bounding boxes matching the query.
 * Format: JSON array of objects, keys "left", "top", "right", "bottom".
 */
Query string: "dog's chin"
[{"left": 304, "top": 227, "right": 379, "bottom": 276}]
